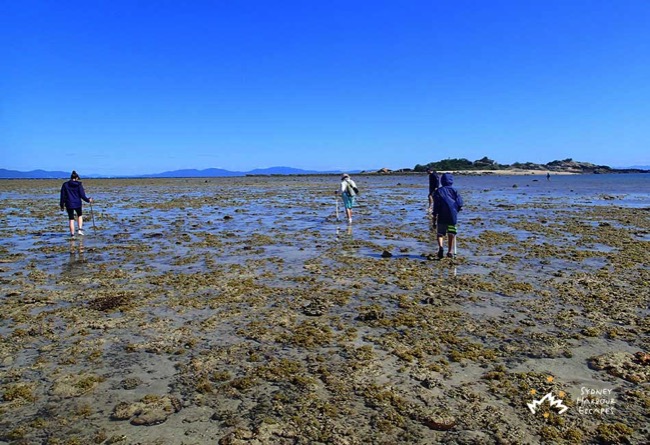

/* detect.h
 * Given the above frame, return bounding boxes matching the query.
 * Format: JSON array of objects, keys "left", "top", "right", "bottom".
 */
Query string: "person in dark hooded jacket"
[
  {"left": 60, "top": 171, "right": 93, "bottom": 237},
  {"left": 433, "top": 173, "right": 463, "bottom": 258}
]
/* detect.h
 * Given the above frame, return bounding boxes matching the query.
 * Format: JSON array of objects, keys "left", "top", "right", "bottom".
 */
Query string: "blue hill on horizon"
[
  {"left": 0, "top": 169, "right": 71, "bottom": 179},
  {"left": 143, "top": 166, "right": 347, "bottom": 177},
  {"left": 0, "top": 166, "right": 351, "bottom": 179},
  {"left": 142, "top": 168, "right": 242, "bottom": 178}
]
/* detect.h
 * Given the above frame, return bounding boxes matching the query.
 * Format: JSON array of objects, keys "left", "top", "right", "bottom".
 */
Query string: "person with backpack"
[
  {"left": 339, "top": 174, "right": 358, "bottom": 224},
  {"left": 433, "top": 173, "right": 463, "bottom": 259},
  {"left": 60, "top": 170, "right": 93, "bottom": 237}
]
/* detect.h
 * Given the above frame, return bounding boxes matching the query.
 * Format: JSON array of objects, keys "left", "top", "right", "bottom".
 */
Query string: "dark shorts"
[
  {"left": 437, "top": 223, "right": 457, "bottom": 237},
  {"left": 66, "top": 207, "right": 82, "bottom": 220},
  {"left": 428, "top": 187, "right": 437, "bottom": 197}
]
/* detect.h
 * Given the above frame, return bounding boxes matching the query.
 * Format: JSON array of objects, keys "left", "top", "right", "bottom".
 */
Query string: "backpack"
[{"left": 346, "top": 180, "right": 359, "bottom": 195}]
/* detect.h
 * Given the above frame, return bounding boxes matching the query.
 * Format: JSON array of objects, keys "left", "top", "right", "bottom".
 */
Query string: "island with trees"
[{"left": 369, "top": 157, "right": 648, "bottom": 175}]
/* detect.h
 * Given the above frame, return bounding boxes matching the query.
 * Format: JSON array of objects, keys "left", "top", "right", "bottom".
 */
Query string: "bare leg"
[
  {"left": 346, "top": 208, "right": 352, "bottom": 223},
  {"left": 68, "top": 220, "right": 75, "bottom": 236},
  {"left": 447, "top": 233, "right": 456, "bottom": 256},
  {"left": 78, "top": 216, "right": 84, "bottom": 231},
  {"left": 428, "top": 195, "right": 433, "bottom": 212}
]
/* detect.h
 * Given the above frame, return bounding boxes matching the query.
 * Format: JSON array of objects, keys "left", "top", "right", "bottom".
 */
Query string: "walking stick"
[
  {"left": 335, "top": 197, "right": 340, "bottom": 221},
  {"left": 89, "top": 201, "right": 97, "bottom": 233}
]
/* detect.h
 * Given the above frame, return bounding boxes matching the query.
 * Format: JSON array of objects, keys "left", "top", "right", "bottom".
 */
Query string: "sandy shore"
[
  {"left": 450, "top": 169, "right": 578, "bottom": 176},
  {"left": 0, "top": 176, "right": 648, "bottom": 444},
  {"left": 363, "top": 169, "right": 579, "bottom": 177}
]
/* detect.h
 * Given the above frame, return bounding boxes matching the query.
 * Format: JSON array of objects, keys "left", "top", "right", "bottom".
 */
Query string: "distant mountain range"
[
  {"left": 0, "top": 169, "right": 72, "bottom": 179},
  {"left": 0, "top": 166, "right": 350, "bottom": 179},
  {"left": 143, "top": 166, "right": 350, "bottom": 177},
  {"left": 1, "top": 162, "right": 647, "bottom": 179}
]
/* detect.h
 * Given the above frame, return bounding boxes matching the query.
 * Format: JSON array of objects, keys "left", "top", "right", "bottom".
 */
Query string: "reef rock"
[
  {"left": 589, "top": 351, "right": 650, "bottom": 383},
  {"left": 111, "top": 394, "right": 182, "bottom": 426}
]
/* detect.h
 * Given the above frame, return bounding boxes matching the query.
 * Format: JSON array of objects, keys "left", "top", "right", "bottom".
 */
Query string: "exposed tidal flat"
[{"left": 0, "top": 174, "right": 648, "bottom": 445}]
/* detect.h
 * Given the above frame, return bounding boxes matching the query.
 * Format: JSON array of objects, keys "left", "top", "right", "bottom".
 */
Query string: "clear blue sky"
[{"left": 2, "top": 0, "right": 649, "bottom": 175}]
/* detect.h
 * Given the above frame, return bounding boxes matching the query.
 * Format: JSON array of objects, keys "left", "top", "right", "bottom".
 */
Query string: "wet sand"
[{"left": 0, "top": 176, "right": 648, "bottom": 444}]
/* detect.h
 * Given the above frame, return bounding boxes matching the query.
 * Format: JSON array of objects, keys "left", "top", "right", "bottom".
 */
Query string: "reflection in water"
[
  {"left": 64, "top": 238, "right": 85, "bottom": 275},
  {"left": 69, "top": 237, "right": 85, "bottom": 256},
  {"left": 335, "top": 225, "right": 354, "bottom": 240},
  {"left": 335, "top": 225, "right": 355, "bottom": 258}
]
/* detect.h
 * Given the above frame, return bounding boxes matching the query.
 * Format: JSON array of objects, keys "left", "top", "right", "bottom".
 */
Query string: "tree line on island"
[{"left": 406, "top": 157, "right": 646, "bottom": 174}]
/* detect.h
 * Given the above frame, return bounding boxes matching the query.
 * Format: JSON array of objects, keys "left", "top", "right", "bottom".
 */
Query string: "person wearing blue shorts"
[{"left": 339, "top": 174, "right": 358, "bottom": 224}]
